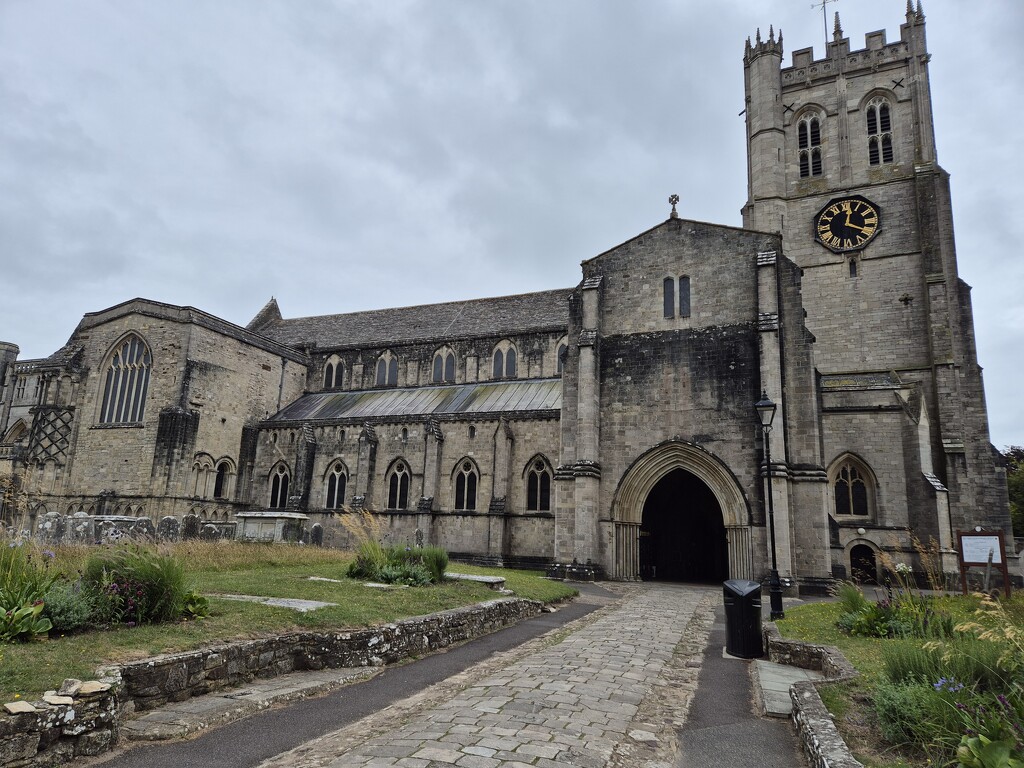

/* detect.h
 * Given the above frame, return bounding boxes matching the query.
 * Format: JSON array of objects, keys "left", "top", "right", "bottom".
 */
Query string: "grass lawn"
[
  {"left": 775, "top": 593, "right": 1006, "bottom": 768},
  {"left": 0, "top": 542, "right": 577, "bottom": 701}
]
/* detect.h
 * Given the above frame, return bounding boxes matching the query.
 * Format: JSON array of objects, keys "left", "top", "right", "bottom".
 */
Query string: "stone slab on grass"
[{"left": 213, "top": 594, "right": 338, "bottom": 612}]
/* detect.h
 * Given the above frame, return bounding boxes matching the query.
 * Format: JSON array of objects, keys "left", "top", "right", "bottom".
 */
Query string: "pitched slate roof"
[
  {"left": 269, "top": 378, "right": 562, "bottom": 423},
  {"left": 253, "top": 289, "right": 572, "bottom": 350}
]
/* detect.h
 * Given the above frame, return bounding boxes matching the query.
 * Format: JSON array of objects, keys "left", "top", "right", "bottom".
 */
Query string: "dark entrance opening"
[
  {"left": 639, "top": 468, "right": 728, "bottom": 583},
  {"left": 850, "top": 544, "right": 878, "bottom": 584}
]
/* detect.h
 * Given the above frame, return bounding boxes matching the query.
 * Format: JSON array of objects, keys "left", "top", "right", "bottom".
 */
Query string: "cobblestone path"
[{"left": 259, "top": 583, "right": 718, "bottom": 768}]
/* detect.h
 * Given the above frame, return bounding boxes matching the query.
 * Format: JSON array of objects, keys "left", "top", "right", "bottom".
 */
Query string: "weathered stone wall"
[
  {"left": 0, "top": 679, "right": 118, "bottom": 768},
  {"left": 115, "top": 597, "right": 541, "bottom": 711}
]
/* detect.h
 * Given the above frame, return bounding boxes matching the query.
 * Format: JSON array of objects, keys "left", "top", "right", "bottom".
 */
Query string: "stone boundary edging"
[
  {"left": 762, "top": 622, "right": 864, "bottom": 768},
  {"left": 0, "top": 596, "right": 542, "bottom": 767}
]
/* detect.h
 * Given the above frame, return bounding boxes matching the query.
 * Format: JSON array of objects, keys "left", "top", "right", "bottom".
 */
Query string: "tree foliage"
[{"left": 1003, "top": 446, "right": 1024, "bottom": 536}]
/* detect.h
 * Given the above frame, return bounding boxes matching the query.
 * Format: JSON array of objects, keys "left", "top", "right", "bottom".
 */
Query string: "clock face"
[{"left": 814, "top": 196, "right": 881, "bottom": 252}]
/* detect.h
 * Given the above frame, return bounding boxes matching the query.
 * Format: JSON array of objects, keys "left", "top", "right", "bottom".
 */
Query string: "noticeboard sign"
[
  {"left": 956, "top": 530, "right": 1010, "bottom": 597},
  {"left": 959, "top": 534, "right": 1003, "bottom": 565}
]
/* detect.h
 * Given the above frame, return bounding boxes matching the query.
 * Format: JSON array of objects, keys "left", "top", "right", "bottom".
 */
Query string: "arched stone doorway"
[
  {"left": 612, "top": 440, "right": 752, "bottom": 581},
  {"left": 639, "top": 468, "right": 727, "bottom": 582},
  {"left": 850, "top": 543, "right": 878, "bottom": 584}
]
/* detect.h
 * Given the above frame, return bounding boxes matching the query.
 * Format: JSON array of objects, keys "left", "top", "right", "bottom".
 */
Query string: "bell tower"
[{"left": 741, "top": 3, "right": 1012, "bottom": 574}]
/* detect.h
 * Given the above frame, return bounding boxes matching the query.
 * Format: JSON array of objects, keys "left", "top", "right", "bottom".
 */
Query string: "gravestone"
[
  {"left": 38, "top": 512, "right": 65, "bottom": 544},
  {"left": 132, "top": 518, "right": 156, "bottom": 539},
  {"left": 70, "top": 511, "right": 93, "bottom": 543},
  {"left": 158, "top": 516, "right": 180, "bottom": 541},
  {"left": 311, "top": 523, "right": 324, "bottom": 547},
  {"left": 200, "top": 523, "right": 221, "bottom": 541},
  {"left": 182, "top": 514, "right": 201, "bottom": 540}
]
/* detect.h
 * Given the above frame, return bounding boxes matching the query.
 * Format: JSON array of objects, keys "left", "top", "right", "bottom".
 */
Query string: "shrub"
[
  {"left": 42, "top": 581, "right": 97, "bottom": 635},
  {"left": 874, "top": 680, "right": 953, "bottom": 749},
  {"left": 83, "top": 546, "right": 191, "bottom": 625},
  {"left": 0, "top": 540, "right": 58, "bottom": 642}
]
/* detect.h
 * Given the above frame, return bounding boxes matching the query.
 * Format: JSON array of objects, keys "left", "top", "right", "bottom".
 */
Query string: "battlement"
[{"left": 780, "top": 2, "right": 925, "bottom": 76}]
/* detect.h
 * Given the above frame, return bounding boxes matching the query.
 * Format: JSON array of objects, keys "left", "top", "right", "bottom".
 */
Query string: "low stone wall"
[
  {"left": 0, "top": 597, "right": 542, "bottom": 766},
  {"left": 0, "top": 680, "right": 119, "bottom": 767},
  {"left": 763, "top": 622, "right": 863, "bottom": 768},
  {"left": 115, "top": 597, "right": 542, "bottom": 712}
]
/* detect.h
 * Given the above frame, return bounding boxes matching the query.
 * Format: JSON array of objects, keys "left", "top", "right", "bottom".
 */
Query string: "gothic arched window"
[
  {"left": 798, "top": 113, "right": 823, "bottom": 178},
  {"left": 453, "top": 459, "right": 478, "bottom": 511},
  {"left": 99, "top": 335, "right": 152, "bottom": 424},
  {"left": 432, "top": 348, "right": 456, "bottom": 383},
  {"left": 663, "top": 277, "right": 675, "bottom": 318},
  {"left": 830, "top": 456, "right": 876, "bottom": 519},
  {"left": 492, "top": 341, "right": 518, "bottom": 379},
  {"left": 269, "top": 463, "right": 290, "bottom": 509},
  {"left": 525, "top": 457, "right": 552, "bottom": 512},
  {"left": 323, "top": 355, "right": 343, "bottom": 389},
  {"left": 866, "top": 98, "right": 894, "bottom": 166},
  {"left": 213, "top": 459, "right": 233, "bottom": 500},
  {"left": 324, "top": 461, "right": 347, "bottom": 509},
  {"left": 387, "top": 461, "right": 410, "bottom": 510},
  {"left": 375, "top": 353, "right": 398, "bottom": 387}
]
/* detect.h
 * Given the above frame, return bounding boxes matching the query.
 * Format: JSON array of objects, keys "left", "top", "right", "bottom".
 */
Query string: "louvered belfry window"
[{"left": 99, "top": 335, "right": 152, "bottom": 423}]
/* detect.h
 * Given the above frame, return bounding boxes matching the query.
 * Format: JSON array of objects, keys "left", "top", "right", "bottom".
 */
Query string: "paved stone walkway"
[{"left": 258, "top": 583, "right": 717, "bottom": 768}]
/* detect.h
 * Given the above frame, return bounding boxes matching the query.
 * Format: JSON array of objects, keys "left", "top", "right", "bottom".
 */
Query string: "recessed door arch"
[{"left": 611, "top": 440, "right": 752, "bottom": 580}]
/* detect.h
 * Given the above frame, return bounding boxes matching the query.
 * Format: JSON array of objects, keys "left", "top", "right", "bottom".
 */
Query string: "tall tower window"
[
  {"left": 663, "top": 277, "right": 675, "bottom": 318},
  {"left": 866, "top": 98, "right": 894, "bottom": 165},
  {"left": 798, "top": 114, "right": 823, "bottom": 178}
]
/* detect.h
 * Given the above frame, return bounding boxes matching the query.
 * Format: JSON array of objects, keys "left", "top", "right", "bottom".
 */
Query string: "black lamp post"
[{"left": 755, "top": 390, "right": 785, "bottom": 621}]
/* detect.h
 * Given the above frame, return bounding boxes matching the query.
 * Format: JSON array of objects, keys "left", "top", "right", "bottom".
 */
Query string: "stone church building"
[{"left": 0, "top": 6, "right": 1013, "bottom": 590}]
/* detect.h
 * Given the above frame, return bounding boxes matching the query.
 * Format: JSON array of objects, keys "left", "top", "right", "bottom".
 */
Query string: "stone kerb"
[
  {"left": 116, "top": 597, "right": 542, "bottom": 712},
  {"left": 762, "top": 622, "right": 864, "bottom": 768}
]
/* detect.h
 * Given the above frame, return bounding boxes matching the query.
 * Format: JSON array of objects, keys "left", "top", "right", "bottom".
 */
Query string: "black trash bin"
[{"left": 723, "top": 579, "right": 764, "bottom": 659}]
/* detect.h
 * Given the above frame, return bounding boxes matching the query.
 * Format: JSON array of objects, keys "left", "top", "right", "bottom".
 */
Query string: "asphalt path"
[
  {"left": 88, "top": 585, "right": 613, "bottom": 768},
  {"left": 677, "top": 605, "right": 807, "bottom": 768}
]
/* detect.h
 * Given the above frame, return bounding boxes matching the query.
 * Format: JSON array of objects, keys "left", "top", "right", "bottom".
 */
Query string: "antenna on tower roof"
[{"left": 811, "top": 0, "right": 839, "bottom": 51}]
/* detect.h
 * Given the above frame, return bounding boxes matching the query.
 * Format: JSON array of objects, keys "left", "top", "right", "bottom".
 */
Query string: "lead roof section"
[
  {"left": 256, "top": 289, "right": 573, "bottom": 350},
  {"left": 268, "top": 378, "right": 562, "bottom": 423}
]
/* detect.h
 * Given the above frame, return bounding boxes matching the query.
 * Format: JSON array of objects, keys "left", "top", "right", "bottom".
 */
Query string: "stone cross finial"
[{"left": 669, "top": 194, "right": 680, "bottom": 219}]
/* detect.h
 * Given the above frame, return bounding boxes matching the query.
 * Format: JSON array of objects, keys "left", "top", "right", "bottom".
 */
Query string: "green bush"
[
  {"left": 873, "top": 680, "right": 964, "bottom": 758},
  {"left": 0, "top": 541, "right": 58, "bottom": 642},
  {"left": 348, "top": 544, "right": 449, "bottom": 585},
  {"left": 83, "top": 546, "right": 191, "bottom": 626},
  {"left": 42, "top": 581, "right": 97, "bottom": 635}
]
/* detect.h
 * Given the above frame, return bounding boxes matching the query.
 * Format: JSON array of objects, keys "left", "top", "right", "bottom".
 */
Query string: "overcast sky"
[{"left": 1, "top": 1, "right": 1021, "bottom": 447}]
